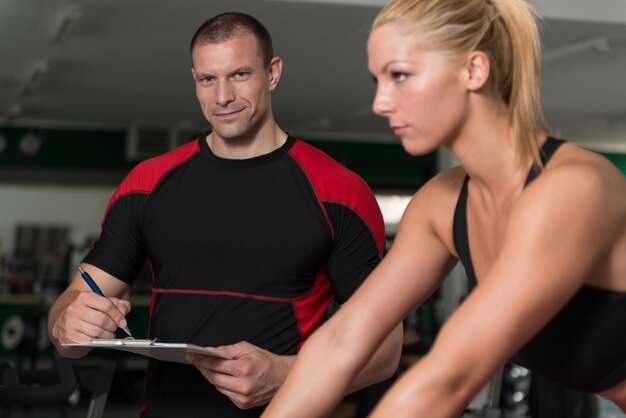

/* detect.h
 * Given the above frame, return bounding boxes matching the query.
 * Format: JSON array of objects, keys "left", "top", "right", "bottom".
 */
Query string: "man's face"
[{"left": 191, "top": 32, "right": 278, "bottom": 141}]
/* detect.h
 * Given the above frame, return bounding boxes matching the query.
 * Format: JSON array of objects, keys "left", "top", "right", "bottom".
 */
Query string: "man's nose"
[{"left": 215, "top": 81, "right": 235, "bottom": 106}]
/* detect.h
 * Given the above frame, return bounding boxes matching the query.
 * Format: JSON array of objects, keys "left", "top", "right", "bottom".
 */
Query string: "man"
[{"left": 48, "top": 12, "right": 402, "bottom": 417}]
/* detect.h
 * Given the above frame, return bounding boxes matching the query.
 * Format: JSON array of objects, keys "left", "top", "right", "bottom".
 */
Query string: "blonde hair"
[{"left": 373, "top": 0, "right": 549, "bottom": 168}]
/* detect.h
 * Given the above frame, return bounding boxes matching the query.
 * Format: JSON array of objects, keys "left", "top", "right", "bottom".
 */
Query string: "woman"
[{"left": 261, "top": 0, "right": 626, "bottom": 416}]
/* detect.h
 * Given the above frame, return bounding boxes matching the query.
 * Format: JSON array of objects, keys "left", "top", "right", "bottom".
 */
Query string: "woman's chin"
[{"left": 400, "top": 137, "right": 438, "bottom": 156}]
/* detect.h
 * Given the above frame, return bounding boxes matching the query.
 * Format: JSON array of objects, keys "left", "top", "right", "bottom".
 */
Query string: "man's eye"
[{"left": 234, "top": 72, "right": 248, "bottom": 78}]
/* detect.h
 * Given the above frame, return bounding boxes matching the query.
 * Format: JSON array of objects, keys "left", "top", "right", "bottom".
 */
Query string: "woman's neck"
[{"left": 448, "top": 109, "right": 533, "bottom": 203}]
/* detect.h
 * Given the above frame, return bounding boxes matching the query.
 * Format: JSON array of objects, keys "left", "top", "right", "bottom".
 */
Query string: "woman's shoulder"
[
  {"left": 514, "top": 141, "right": 625, "bottom": 240},
  {"left": 401, "top": 166, "right": 467, "bottom": 250},
  {"left": 539, "top": 141, "right": 625, "bottom": 196},
  {"left": 415, "top": 165, "right": 467, "bottom": 202},
  {"left": 513, "top": 141, "right": 626, "bottom": 290}
]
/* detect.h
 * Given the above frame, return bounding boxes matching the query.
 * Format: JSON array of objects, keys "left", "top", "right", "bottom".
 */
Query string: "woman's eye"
[{"left": 392, "top": 72, "right": 408, "bottom": 82}]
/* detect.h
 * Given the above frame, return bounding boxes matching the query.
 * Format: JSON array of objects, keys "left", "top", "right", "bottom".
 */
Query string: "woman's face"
[{"left": 368, "top": 23, "right": 470, "bottom": 155}]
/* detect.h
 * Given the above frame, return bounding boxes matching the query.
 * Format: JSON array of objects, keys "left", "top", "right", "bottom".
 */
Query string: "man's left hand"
[{"left": 188, "top": 341, "right": 296, "bottom": 409}]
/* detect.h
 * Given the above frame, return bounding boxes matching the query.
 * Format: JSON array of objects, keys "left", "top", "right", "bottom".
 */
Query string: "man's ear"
[
  {"left": 191, "top": 67, "right": 203, "bottom": 83},
  {"left": 464, "top": 50, "right": 490, "bottom": 92},
  {"left": 268, "top": 57, "right": 283, "bottom": 91}
]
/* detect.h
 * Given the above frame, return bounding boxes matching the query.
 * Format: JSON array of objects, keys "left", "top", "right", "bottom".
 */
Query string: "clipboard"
[{"left": 62, "top": 339, "right": 232, "bottom": 365}]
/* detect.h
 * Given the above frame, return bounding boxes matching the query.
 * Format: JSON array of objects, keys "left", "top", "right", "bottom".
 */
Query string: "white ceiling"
[{"left": 1, "top": 0, "right": 626, "bottom": 152}]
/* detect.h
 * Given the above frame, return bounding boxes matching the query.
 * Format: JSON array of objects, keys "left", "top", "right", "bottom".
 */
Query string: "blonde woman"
[{"left": 261, "top": 0, "right": 626, "bottom": 416}]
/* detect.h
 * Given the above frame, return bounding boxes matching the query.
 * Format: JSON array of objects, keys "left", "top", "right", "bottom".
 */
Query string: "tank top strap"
[
  {"left": 524, "top": 137, "right": 566, "bottom": 186},
  {"left": 453, "top": 137, "right": 566, "bottom": 291},
  {"left": 453, "top": 175, "right": 478, "bottom": 288}
]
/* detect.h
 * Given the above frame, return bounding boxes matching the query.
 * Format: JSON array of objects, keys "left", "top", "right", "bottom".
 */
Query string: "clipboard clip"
[{"left": 90, "top": 338, "right": 159, "bottom": 347}]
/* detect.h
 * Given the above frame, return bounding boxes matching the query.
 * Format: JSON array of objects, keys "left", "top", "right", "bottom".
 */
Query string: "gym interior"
[{"left": 1, "top": 1, "right": 625, "bottom": 417}]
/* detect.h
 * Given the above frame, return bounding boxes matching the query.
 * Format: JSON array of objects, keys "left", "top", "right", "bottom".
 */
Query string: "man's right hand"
[
  {"left": 51, "top": 290, "right": 131, "bottom": 344},
  {"left": 48, "top": 264, "right": 131, "bottom": 358}
]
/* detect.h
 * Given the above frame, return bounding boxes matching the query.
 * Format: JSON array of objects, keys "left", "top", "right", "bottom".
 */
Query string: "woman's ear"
[{"left": 464, "top": 50, "right": 490, "bottom": 92}]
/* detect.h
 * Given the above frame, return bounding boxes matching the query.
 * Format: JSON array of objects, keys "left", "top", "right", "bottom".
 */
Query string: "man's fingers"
[
  {"left": 57, "top": 310, "right": 116, "bottom": 343},
  {"left": 191, "top": 355, "right": 236, "bottom": 375},
  {"left": 84, "top": 308, "right": 120, "bottom": 333},
  {"left": 110, "top": 298, "right": 131, "bottom": 330},
  {"left": 201, "top": 368, "right": 241, "bottom": 389},
  {"left": 205, "top": 372, "right": 259, "bottom": 408},
  {"left": 189, "top": 348, "right": 274, "bottom": 409},
  {"left": 214, "top": 341, "right": 253, "bottom": 358},
  {"left": 86, "top": 292, "right": 131, "bottom": 330},
  {"left": 69, "top": 321, "right": 115, "bottom": 341},
  {"left": 72, "top": 292, "right": 128, "bottom": 333},
  {"left": 111, "top": 298, "right": 131, "bottom": 316}
]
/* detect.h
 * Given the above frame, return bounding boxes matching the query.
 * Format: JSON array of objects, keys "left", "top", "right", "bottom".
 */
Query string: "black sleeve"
[
  {"left": 325, "top": 197, "right": 384, "bottom": 304},
  {"left": 83, "top": 193, "right": 147, "bottom": 285}
]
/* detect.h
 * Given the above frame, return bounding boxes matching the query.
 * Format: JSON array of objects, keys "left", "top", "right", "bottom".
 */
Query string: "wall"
[
  {"left": 604, "top": 152, "right": 626, "bottom": 175},
  {"left": 0, "top": 184, "right": 114, "bottom": 254}
]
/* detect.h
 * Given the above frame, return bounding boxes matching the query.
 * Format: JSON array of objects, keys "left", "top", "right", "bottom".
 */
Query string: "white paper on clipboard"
[{"left": 62, "top": 339, "right": 232, "bottom": 365}]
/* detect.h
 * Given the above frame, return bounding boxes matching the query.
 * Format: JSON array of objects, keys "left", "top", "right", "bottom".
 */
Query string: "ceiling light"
[
  {"left": 543, "top": 35, "right": 610, "bottom": 64},
  {"left": 18, "top": 60, "right": 48, "bottom": 98},
  {"left": 50, "top": 3, "right": 82, "bottom": 45}
]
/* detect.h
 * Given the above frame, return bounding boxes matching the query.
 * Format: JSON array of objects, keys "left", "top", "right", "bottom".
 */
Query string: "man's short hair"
[{"left": 190, "top": 12, "right": 274, "bottom": 67}]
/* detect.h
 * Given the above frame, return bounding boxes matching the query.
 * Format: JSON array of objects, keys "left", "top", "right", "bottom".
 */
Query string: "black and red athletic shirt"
[{"left": 84, "top": 135, "right": 385, "bottom": 417}]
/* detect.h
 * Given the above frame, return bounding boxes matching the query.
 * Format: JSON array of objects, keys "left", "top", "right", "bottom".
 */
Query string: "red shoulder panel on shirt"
[
  {"left": 105, "top": 138, "right": 201, "bottom": 216},
  {"left": 288, "top": 139, "right": 385, "bottom": 257}
]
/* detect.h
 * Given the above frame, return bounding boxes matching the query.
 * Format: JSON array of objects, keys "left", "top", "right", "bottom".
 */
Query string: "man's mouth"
[{"left": 214, "top": 109, "right": 244, "bottom": 119}]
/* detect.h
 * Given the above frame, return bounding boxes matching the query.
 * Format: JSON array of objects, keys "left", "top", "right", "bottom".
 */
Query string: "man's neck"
[{"left": 207, "top": 124, "right": 288, "bottom": 160}]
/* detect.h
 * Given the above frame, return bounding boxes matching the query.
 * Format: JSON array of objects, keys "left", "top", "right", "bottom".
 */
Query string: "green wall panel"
[
  {"left": 305, "top": 139, "right": 436, "bottom": 189},
  {"left": 602, "top": 152, "right": 626, "bottom": 176},
  {"left": 0, "top": 127, "right": 131, "bottom": 170},
  {"left": 0, "top": 126, "right": 435, "bottom": 188}
]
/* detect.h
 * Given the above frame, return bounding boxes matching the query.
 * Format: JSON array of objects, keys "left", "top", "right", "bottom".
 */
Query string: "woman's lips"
[{"left": 391, "top": 125, "right": 408, "bottom": 136}]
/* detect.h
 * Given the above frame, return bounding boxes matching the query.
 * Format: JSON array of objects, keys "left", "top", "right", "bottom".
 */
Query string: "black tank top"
[{"left": 453, "top": 137, "right": 626, "bottom": 392}]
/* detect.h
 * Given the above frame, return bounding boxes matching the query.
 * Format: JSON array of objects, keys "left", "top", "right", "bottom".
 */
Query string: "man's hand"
[
  {"left": 48, "top": 264, "right": 132, "bottom": 359},
  {"left": 188, "top": 341, "right": 295, "bottom": 409},
  {"left": 51, "top": 290, "right": 131, "bottom": 344}
]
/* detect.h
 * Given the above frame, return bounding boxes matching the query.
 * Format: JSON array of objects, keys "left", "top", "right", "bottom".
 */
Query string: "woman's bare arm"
[
  {"left": 261, "top": 173, "right": 460, "bottom": 418},
  {"left": 368, "top": 162, "right": 622, "bottom": 418}
]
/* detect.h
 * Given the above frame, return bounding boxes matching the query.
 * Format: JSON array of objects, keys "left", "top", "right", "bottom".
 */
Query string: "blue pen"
[{"left": 78, "top": 266, "right": 133, "bottom": 338}]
